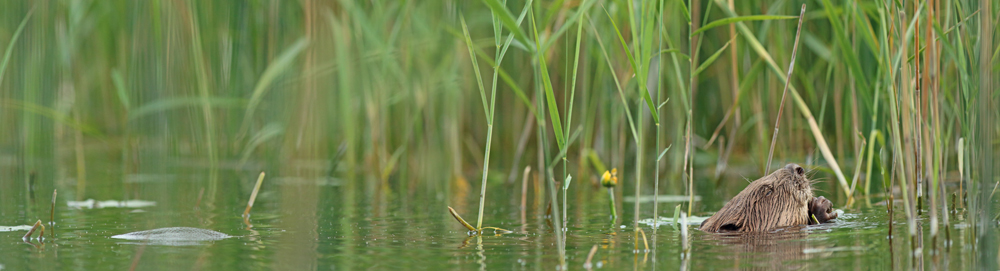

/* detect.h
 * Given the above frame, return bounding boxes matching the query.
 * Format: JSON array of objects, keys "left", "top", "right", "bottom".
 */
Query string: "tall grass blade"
[
  {"left": 238, "top": 38, "right": 309, "bottom": 139},
  {"left": 693, "top": 38, "right": 733, "bottom": 76},
  {"left": 0, "top": 8, "right": 33, "bottom": 87},
  {"left": 602, "top": 7, "right": 659, "bottom": 124},
  {"left": 111, "top": 69, "right": 131, "bottom": 110},
  {"left": 460, "top": 15, "right": 496, "bottom": 231},
  {"left": 820, "top": 0, "right": 870, "bottom": 89},
  {"left": 691, "top": 15, "right": 797, "bottom": 36},
  {"left": 532, "top": 12, "right": 566, "bottom": 149},
  {"left": 588, "top": 17, "right": 639, "bottom": 143},
  {"left": 3, "top": 100, "right": 100, "bottom": 135},
  {"left": 481, "top": 0, "right": 532, "bottom": 51},
  {"left": 128, "top": 97, "right": 245, "bottom": 122}
]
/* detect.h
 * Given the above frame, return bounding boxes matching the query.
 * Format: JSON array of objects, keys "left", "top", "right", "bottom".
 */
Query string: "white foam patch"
[
  {"left": 111, "top": 227, "right": 231, "bottom": 241},
  {"left": 67, "top": 199, "right": 157, "bottom": 209}
]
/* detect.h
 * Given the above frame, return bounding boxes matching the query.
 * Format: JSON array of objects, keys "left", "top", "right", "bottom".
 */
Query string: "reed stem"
[
  {"left": 764, "top": 4, "right": 807, "bottom": 172},
  {"left": 22, "top": 220, "right": 42, "bottom": 241},
  {"left": 608, "top": 188, "right": 618, "bottom": 222},
  {"left": 243, "top": 172, "right": 266, "bottom": 218},
  {"left": 50, "top": 189, "right": 56, "bottom": 238}
]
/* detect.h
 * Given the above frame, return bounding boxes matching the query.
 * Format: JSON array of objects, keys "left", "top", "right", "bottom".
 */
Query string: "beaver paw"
[{"left": 808, "top": 196, "right": 838, "bottom": 224}]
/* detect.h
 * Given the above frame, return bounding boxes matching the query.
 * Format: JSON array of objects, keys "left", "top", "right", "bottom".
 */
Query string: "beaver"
[{"left": 699, "top": 163, "right": 838, "bottom": 232}]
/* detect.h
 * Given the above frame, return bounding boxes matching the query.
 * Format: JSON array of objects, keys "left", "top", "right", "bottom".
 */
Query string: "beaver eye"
[{"left": 763, "top": 185, "right": 773, "bottom": 196}]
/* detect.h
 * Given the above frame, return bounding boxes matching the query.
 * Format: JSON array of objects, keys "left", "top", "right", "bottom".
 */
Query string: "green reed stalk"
[
  {"left": 183, "top": 1, "right": 217, "bottom": 168},
  {"left": 864, "top": 130, "right": 882, "bottom": 206},
  {"left": 561, "top": 0, "right": 587, "bottom": 232},
  {"left": 529, "top": 9, "right": 566, "bottom": 265},
  {"left": 593, "top": 9, "right": 640, "bottom": 232},
  {"left": 686, "top": 0, "right": 696, "bottom": 215},
  {"left": 0, "top": 7, "right": 31, "bottom": 87},
  {"left": 653, "top": 0, "right": 666, "bottom": 228},
  {"left": 611, "top": 0, "right": 662, "bottom": 234},
  {"left": 2, "top": 9, "right": 33, "bottom": 205},
  {"left": 847, "top": 139, "right": 867, "bottom": 207},
  {"left": 608, "top": 187, "right": 618, "bottom": 220},
  {"left": 459, "top": 16, "right": 493, "bottom": 232},
  {"left": 562, "top": 176, "right": 572, "bottom": 230},
  {"left": 460, "top": 0, "right": 528, "bottom": 233}
]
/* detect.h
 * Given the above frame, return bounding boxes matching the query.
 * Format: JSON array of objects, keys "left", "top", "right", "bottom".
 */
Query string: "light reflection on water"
[{"left": 0, "top": 155, "right": 978, "bottom": 270}]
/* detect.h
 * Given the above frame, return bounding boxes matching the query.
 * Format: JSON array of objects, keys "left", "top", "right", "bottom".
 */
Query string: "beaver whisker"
[
  {"left": 735, "top": 173, "right": 750, "bottom": 183},
  {"left": 805, "top": 169, "right": 819, "bottom": 179}
]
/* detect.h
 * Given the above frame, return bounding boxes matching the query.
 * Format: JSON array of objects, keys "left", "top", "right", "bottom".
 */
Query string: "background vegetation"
[{"left": 0, "top": 0, "right": 997, "bottom": 267}]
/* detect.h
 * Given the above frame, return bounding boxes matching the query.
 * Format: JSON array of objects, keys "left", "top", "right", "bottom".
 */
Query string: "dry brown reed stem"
[
  {"left": 847, "top": 138, "right": 867, "bottom": 208},
  {"left": 195, "top": 188, "right": 205, "bottom": 209},
  {"left": 50, "top": 189, "right": 56, "bottom": 238},
  {"left": 958, "top": 138, "right": 964, "bottom": 209},
  {"left": 448, "top": 206, "right": 477, "bottom": 232},
  {"left": 520, "top": 166, "right": 531, "bottom": 225},
  {"left": 507, "top": 114, "right": 535, "bottom": 185},
  {"left": 637, "top": 228, "right": 649, "bottom": 252},
  {"left": 128, "top": 241, "right": 148, "bottom": 271},
  {"left": 243, "top": 172, "right": 266, "bottom": 218},
  {"left": 764, "top": 4, "right": 806, "bottom": 173},
  {"left": 684, "top": 115, "right": 693, "bottom": 214},
  {"left": 22, "top": 220, "right": 42, "bottom": 240},
  {"left": 685, "top": 0, "right": 697, "bottom": 217},
  {"left": 583, "top": 244, "right": 599, "bottom": 269}
]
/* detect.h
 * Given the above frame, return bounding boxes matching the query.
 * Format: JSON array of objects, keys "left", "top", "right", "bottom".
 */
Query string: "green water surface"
[{"left": 0, "top": 151, "right": 976, "bottom": 270}]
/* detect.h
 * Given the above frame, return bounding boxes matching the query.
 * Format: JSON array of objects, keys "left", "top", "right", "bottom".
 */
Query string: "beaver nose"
[{"left": 785, "top": 164, "right": 804, "bottom": 175}]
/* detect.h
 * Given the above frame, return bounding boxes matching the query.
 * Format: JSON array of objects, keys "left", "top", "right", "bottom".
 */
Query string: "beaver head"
[{"left": 699, "top": 164, "right": 815, "bottom": 232}]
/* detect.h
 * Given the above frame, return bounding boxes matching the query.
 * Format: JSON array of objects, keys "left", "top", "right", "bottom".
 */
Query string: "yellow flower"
[{"left": 601, "top": 168, "right": 618, "bottom": 188}]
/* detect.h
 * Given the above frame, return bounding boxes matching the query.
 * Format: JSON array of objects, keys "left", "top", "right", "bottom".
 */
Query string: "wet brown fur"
[{"left": 700, "top": 164, "right": 837, "bottom": 232}]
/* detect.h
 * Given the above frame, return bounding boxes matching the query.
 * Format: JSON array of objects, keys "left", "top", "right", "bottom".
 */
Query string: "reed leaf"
[
  {"left": 481, "top": 0, "right": 532, "bottom": 51},
  {"left": 238, "top": 38, "right": 310, "bottom": 139},
  {"left": 715, "top": 1, "right": 852, "bottom": 199},
  {"left": 0, "top": 7, "right": 32, "bottom": 87},
  {"left": 532, "top": 12, "right": 566, "bottom": 149},
  {"left": 691, "top": 15, "right": 797, "bottom": 36},
  {"left": 602, "top": 7, "right": 659, "bottom": 124},
  {"left": 448, "top": 206, "right": 477, "bottom": 232},
  {"left": 128, "top": 97, "right": 246, "bottom": 122},
  {"left": 111, "top": 69, "right": 130, "bottom": 110},
  {"left": 693, "top": 38, "right": 733, "bottom": 76}
]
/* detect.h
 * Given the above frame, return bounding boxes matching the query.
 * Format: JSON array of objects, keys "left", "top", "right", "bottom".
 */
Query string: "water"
[{"left": 0, "top": 153, "right": 978, "bottom": 270}]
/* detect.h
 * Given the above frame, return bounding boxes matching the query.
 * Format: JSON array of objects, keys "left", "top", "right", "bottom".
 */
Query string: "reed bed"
[{"left": 0, "top": 0, "right": 996, "bottom": 268}]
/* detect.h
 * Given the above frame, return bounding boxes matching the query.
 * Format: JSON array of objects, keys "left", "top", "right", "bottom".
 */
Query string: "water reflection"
[
  {"left": 698, "top": 228, "right": 813, "bottom": 270},
  {"left": 0, "top": 151, "right": 980, "bottom": 270}
]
